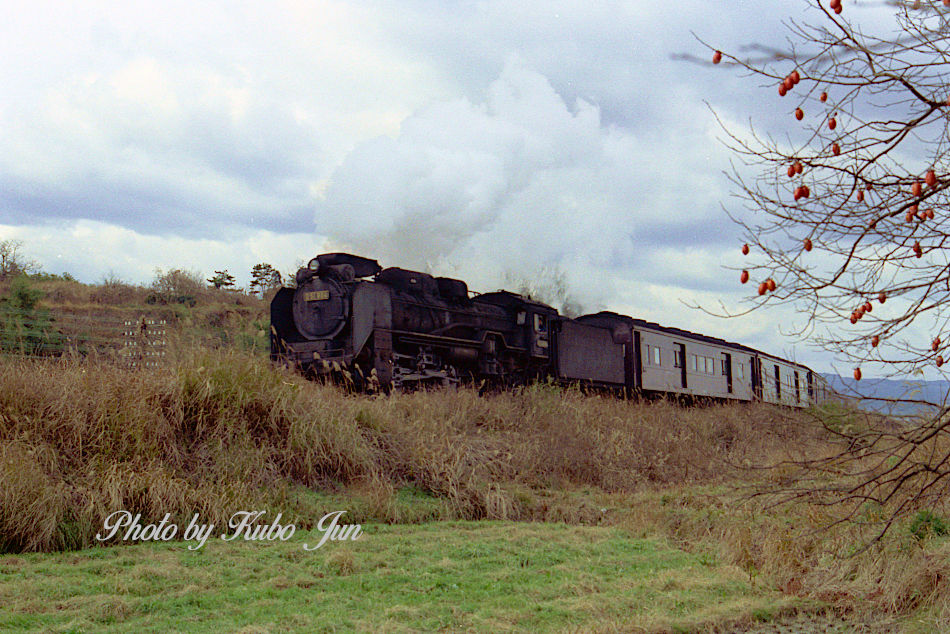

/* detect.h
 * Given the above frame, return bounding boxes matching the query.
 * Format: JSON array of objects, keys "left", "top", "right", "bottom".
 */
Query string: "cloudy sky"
[{"left": 0, "top": 0, "right": 908, "bottom": 373}]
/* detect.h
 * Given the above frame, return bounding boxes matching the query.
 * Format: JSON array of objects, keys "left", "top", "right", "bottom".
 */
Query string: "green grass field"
[{"left": 0, "top": 521, "right": 812, "bottom": 633}]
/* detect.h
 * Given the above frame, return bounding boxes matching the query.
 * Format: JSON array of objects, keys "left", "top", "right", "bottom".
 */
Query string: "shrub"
[
  {"left": 909, "top": 510, "right": 949, "bottom": 541},
  {"left": 149, "top": 268, "right": 205, "bottom": 305},
  {"left": 0, "top": 276, "right": 64, "bottom": 355}
]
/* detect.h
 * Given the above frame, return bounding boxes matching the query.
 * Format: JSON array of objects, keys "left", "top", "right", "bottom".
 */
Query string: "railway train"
[{"left": 270, "top": 252, "right": 831, "bottom": 407}]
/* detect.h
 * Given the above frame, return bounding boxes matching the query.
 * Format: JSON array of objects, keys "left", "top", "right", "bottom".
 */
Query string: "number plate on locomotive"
[{"left": 304, "top": 290, "right": 330, "bottom": 301}]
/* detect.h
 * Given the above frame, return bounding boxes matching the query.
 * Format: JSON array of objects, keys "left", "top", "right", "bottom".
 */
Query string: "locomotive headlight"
[{"left": 308, "top": 258, "right": 320, "bottom": 271}]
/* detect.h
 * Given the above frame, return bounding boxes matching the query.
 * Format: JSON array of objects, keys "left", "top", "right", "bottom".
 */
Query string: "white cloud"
[
  {"left": 0, "top": 221, "right": 318, "bottom": 288},
  {"left": 0, "top": 0, "right": 920, "bottom": 375},
  {"left": 318, "top": 59, "right": 741, "bottom": 307}
]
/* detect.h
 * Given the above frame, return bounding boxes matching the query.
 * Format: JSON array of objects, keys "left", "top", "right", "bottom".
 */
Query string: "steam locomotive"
[{"left": 270, "top": 253, "right": 830, "bottom": 406}]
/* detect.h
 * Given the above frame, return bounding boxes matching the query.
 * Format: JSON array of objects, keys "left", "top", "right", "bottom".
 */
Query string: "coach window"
[
  {"left": 517, "top": 311, "right": 526, "bottom": 325},
  {"left": 674, "top": 347, "right": 684, "bottom": 368},
  {"left": 738, "top": 364, "right": 744, "bottom": 379},
  {"left": 533, "top": 313, "right": 547, "bottom": 333},
  {"left": 653, "top": 346, "right": 661, "bottom": 365}
]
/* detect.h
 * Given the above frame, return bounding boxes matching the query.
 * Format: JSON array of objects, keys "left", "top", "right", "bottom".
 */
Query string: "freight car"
[{"left": 270, "top": 253, "right": 830, "bottom": 406}]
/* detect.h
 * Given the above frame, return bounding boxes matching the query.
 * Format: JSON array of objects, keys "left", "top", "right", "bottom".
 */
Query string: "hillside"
[
  {"left": 0, "top": 272, "right": 271, "bottom": 361},
  {"left": 823, "top": 373, "right": 949, "bottom": 416},
  {"left": 4, "top": 275, "right": 950, "bottom": 629}
]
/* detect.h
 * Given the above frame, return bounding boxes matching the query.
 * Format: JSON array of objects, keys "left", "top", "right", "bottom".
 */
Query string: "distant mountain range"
[{"left": 822, "top": 373, "right": 950, "bottom": 416}]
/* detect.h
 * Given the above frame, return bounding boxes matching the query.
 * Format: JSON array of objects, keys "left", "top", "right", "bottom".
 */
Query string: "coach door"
[
  {"left": 751, "top": 357, "right": 762, "bottom": 399},
  {"left": 676, "top": 343, "right": 687, "bottom": 388},
  {"left": 722, "top": 352, "right": 733, "bottom": 394},
  {"left": 632, "top": 330, "right": 643, "bottom": 393}
]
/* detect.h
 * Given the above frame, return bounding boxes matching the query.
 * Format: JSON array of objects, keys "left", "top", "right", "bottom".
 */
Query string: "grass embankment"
[
  {"left": 2, "top": 350, "right": 950, "bottom": 630},
  {"left": 0, "top": 349, "right": 816, "bottom": 552}
]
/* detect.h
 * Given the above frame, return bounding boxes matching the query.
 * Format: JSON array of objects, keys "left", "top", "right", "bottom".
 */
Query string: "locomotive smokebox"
[
  {"left": 292, "top": 276, "right": 349, "bottom": 339},
  {"left": 289, "top": 253, "right": 383, "bottom": 340}
]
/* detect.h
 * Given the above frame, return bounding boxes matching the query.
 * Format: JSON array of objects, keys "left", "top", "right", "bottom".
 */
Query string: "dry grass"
[
  {"left": 5, "top": 348, "right": 950, "bottom": 624},
  {"left": 0, "top": 349, "right": 817, "bottom": 553}
]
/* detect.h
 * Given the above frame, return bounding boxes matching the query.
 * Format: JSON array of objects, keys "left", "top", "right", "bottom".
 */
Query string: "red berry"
[
  {"left": 713, "top": 50, "right": 722, "bottom": 64},
  {"left": 795, "top": 107, "right": 804, "bottom": 121},
  {"left": 828, "top": 117, "right": 837, "bottom": 130},
  {"left": 878, "top": 292, "right": 886, "bottom": 304},
  {"left": 926, "top": 170, "right": 938, "bottom": 188},
  {"left": 832, "top": 143, "right": 840, "bottom": 156},
  {"left": 740, "top": 270, "right": 749, "bottom": 284},
  {"left": 804, "top": 238, "right": 813, "bottom": 252},
  {"left": 742, "top": 243, "right": 750, "bottom": 255},
  {"left": 871, "top": 335, "right": 880, "bottom": 347},
  {"left": 820, "top": 92, "right": 828, "bottom": 102},
  {"left": 854, "top": 367, "right": 862, "bottom": 381}
]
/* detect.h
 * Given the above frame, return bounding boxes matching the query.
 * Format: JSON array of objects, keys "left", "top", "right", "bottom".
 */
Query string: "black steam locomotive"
[{"left": 270, "top": 253, "right": 830, "bottom": 406}]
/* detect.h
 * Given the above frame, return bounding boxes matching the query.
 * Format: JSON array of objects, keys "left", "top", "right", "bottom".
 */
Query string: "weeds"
[{"left": 0, "top": 349, "right": 820, "bottom": 553}]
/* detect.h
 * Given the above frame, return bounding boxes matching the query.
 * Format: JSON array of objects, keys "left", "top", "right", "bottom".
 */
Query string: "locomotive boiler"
[{"left": 270, "top": 253, "right": 558, "bottom": 389}]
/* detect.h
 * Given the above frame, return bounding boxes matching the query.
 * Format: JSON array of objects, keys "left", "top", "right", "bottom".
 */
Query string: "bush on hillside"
[{"left": 0, "top": 276, "right": 64, "bottom": 355}]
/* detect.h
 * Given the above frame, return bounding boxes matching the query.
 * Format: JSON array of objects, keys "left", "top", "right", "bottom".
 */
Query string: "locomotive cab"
[{"left": 474, "top": 291, "right": 556, "bottom": 359}]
